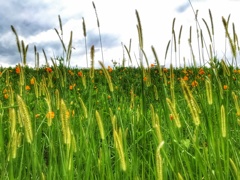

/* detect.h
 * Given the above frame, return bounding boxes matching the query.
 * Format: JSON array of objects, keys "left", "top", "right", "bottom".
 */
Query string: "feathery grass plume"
[
  {"left": 82, "top": 17, "right": 88, "bottom": 68},
  {"left": 150, "top": 104, "right": 155, "bottom": 127},
  {"left": 153, "top": 85, "right": 159, "bottom": 101},
  {"left": 156, "top": 141, "right": 164, "bottom": 180},
  {"left": 98, "top": 61, "right": 114, "bottom": 92},
  {"left": 16, "top": 94, "right": 33, "bottom": 143},
  {"left": 78, "top": 96, "right": 88, "bottom": 119},
  {"left": 200, "top": 30, "right": 206, "bottom": 65},
  {"left": 42, "top": 83, "right": 51, "bottom": 103},
  {"left": 60, "top": 99, "right": 71, "bottom": 146},
  {"left": 151, "top": 46, "right": 162, "bottom": 76},
  {"left": 171, "top": 18, "right": 176, "bottom": 65},
  {"left": 205, "top": 77, "right": 213, "bottom": 105},
  {"left": 178, "top": 173, "right": 184, "bottom": 180},
  {"left": 58, "top": 14, "right": 63, "bottom": 36},
  {"left": 41, "top": 173, "right": 46, "bottom": 180},
  {"left": 11, "top": 25, "right": 22, "bottom": 63},
  {"left": 9, "top": 107, "right": 16, "bottom": 137},
  {"left": 164, "top": 40, "right": 171, "bottom": 65},
  {"left": 135, "top": 10, "right": 143, "bottom": 50},
  {"left": 113, "top": 128, "right": 126, "bottom": 171},
  {"left": 47, "top": 71, "right": 53, "bottom": 88},
  {"left": 7, "top": 130, "right": 18, "bottom": 161},
  {"left": 178, "top": 25, "right": 183, "bottom": 67},
  {"left": 34, "top": 45, "right": 39, "bottom": 70},
  {"left": 56, "top": 68, "right": 65, "bottom": 88},
  {"left": 45, "top": 98, "right": 53, "bottom": 126},
  {"left": 166, "top": 98, "right": 181, "bottom": 128},
  {"left": 42, "top": 49, "right": 49, "bottom": 67},
  {"left": 21, "top": 40, "right": 28, "bottom": 66},
  {"left": 221, "top": 105, "right": 226, "bottom": 138},
  {"left": 232, "top": 91, "right": 240, "bottom": 116},
  {"left": 17, "top": 110, "right": 23, "bottom": 127},
  {"left": 173, "top": 30, "right": 177, "bottom": 66},
  {"left": 202, "top": 18, "right": 212, "bottom": 42},
  {"left": 221, "top": 59, "right": 230, "bottom": 76},
  {"left": 89, "top": 45, "right": 95, "bottom": 79},
  {"left": 154, "top": 113, "right": 163, "bottom": 144},
  {"left": 92, "top": 1, "right": 104, "bottom": 62},
  {"left": 222, "top": 16, "right": 237, "bottom": 59},
  {"left": 81, "top": 74, "right": 87, "bottom": 89},
  {"left": 229, "top": 158, "right": 240, "bottom": 179},
  {"left": 95, "top": 110, "right": 105, "bottom": 140},
  {"left": 55, "top": 89, "right": 60, "bottom": 110},
  {"left": 170, "top": 64, "right": 175, "bottom": 106},
  {"left": 209, "top": 9, "right": 215, "bottom": 53},
  {"left": 66, "top": 31, "right": 73, "bottom": 67},
  {"left": 9, "top": 86, "right": 14, "bottom": 106},
  {"left": 181, "top": 80, "right": 201, "bottom": 126},
  {"left": 55, "top": 15, "right": 67, "bottom": 54},
  {"left": 5, "top": 69, "right": 10, "bottom": 86}
]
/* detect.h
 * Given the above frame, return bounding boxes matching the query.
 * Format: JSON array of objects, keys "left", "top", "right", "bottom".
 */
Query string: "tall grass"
[{"left": 0, "top": 1, "right": 239, "bottom": 179}]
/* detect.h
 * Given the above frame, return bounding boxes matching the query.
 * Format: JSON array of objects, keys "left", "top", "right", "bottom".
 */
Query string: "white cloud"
[{"left": 1, "top": 0, "right": 240, "bottom": 67}]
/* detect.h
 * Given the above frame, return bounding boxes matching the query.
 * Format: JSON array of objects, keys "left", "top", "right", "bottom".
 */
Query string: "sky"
[{"left": 0, "top": 0, "right": 240, "bottom": 68}]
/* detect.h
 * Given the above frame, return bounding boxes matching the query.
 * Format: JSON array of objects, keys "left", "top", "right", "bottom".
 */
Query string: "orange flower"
[
  {"left": 191, "top": 80, "right": 198, "bottom": 87},
  {"left": 183, "top": 76, "right": 189, "bottom": 81},
  {"left": 35, "top": 114, "right": 40, "bottom": 118},
  {"left": 16, "top": 66, "right": 21, "bottom": 74},
  {"left": 3, "top": 88, "right": 8, "bottom": 94},
  {"left": 163, "top": 68, "right": 168, "bottom": 73},
  {"left": 4, "top": 94, "right": 9, "bottom": 99},
  {"left": 150, "top": 63, "right": 155, "bottom": 68},
  {"left": 107, "top": 95, "right": 111, "bottom": 99},
  {"left": 46, "top": 111, "right": 55, "bottom": 119},
  {"left": 68, "top": 70, "right": 74, "bottom": 76},
  {"left": 198, "top": 68, "right": 205, "bottom": 75},
  {"left": 223, "top": 85, "right": 228, "bottom": 90},
  {"left": 77, "top": 71, "right": 83, "bottom": 77},
  {"left": 143, "top": 76, "right": 147, "bottom": 81},
  {"left": 30, "top": 77, "right": 35, "bottom": 85},
  {"left": 170, "top": 114, "right": 174, "bottom": 120},
  {"left": 108, "top": 66, "right": 113, "bottom": 73},
  {"left": 69, "top": 85, "right": 74, "bottom": 90},
  {"left": 46, "top": 67, "right": 52, "bottom": 73},
  {"left": 25, "top": 85, "right": 31, "bottom": 91}
]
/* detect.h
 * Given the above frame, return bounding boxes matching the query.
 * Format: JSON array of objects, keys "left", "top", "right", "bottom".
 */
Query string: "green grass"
[{"left": 0, "top": 1, "right": 240, "bottom": 179}]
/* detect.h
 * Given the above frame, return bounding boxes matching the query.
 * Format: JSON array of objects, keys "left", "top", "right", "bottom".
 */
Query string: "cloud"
[{"left": 176, "top": 2, "right": 190, "bottom": 13}]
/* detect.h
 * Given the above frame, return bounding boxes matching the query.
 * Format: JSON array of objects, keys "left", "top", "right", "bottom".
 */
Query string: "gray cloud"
[
  {"left": 176, "top": 2, "right": 190, "bottom": 13},
  {"left": 86, "top": 30, "right": 120, "bottom": 49},
  {"left": 0, "top": 0, "right": 121, "bottom": 67}
]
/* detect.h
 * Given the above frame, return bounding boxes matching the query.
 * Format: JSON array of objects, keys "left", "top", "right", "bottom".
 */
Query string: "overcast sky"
[{"left": 0, "top": 0, "right": 240, "bottom": 68}]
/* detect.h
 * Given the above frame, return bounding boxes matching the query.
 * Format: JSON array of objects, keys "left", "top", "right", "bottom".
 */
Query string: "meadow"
[{"left": 0, "top": 2, "right": 240, "bottom": 180}]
